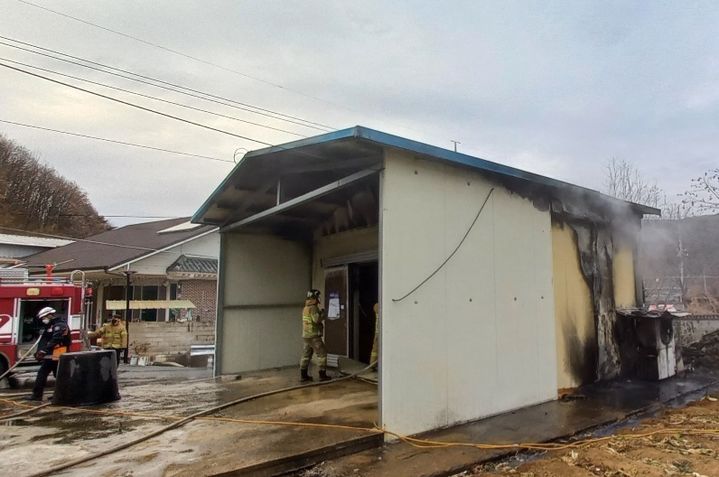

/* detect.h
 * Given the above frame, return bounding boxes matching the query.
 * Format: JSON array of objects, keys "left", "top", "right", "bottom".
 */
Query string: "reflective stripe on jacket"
[
  {"left": 302, "top": 299, "right": 323, "bottom": 338},
  {"left": 95, "top": 322, "right": 128, "bottom": 349}
]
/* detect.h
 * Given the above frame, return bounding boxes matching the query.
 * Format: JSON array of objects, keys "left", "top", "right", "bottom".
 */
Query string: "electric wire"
[
  {"left": 0, "top": 59, "right": 345, "bottom": 165},
  {"left": 0, "top": 57, "right": 307, "bottom": 138},
  {"left": 392, "top": 188, "right": 495, "bottom": 302},
  {"left": 0, "top": 119, "right": 233, "bottom": 163},
  {"left": 0, "top": 61, "right": 274, "bottom": 146},
  {"left": 0, "top": 35, "right": 333, "bottom": 131},
  {"left": 12, "top": 0, "right": 356, "bottom": 118}
]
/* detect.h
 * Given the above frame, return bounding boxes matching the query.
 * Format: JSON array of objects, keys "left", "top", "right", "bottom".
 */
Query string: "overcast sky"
[{"left": 1, "top": 1, "right": 717, "bottom": 228}]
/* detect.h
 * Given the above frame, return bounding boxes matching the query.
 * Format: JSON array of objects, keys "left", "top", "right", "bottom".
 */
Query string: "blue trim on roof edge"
[{"left": 192, "top": 125, "right": 659, "bottom": 223}]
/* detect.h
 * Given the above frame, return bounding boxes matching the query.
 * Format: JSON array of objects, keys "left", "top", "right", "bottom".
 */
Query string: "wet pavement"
[
  {"left": 304, "top": 369, "right": 719, "bottom": 477},
  {"left": 3, "top": 367, "right": 718, "bottom": 477},
  {"left": 0, "top": 366, "right": 379, "bottom": 477}
]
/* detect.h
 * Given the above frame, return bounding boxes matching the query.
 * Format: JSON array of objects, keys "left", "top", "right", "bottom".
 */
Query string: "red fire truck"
[{"left": 0, "top": 267, "right": 92, "bottom": 377}]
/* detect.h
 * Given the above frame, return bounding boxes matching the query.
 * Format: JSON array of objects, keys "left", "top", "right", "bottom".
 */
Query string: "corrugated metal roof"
[
  {"left": 0, "top": 233, "right": 73, "bottom": 248},
  {"left": 24, "top": 218, "right": 216, "bottom": 273},
  {"left": 192, "top": 126, "right": 661, "bottom": 225},
  {"left": 166, "top": 255, "right": 218, "bottom": 275}
]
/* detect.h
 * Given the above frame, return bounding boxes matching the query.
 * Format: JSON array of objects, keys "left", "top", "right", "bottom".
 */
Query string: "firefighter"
[
  {"left": 90, "top": 313, "right": 127, "bottom": 365},
  {"left": 300, "top": 289, "right": 331, "bottom": 382},
  {"left": 26, "top": 307, "right": 70, "bottom": 401},
  {"left": 370, "top": 302, "right": 379, "bottom": 371}
]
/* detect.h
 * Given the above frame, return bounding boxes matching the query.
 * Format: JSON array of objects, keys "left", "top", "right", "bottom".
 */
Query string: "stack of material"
[{"left": 684, "top": 330, "right": 719, "bottom": 369}]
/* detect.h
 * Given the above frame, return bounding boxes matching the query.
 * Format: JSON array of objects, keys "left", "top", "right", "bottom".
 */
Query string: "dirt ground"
[{"left": 469, "top": 395, "right": 719, "bottom": 477}]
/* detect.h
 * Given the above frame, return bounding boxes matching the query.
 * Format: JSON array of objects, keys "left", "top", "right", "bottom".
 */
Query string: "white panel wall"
[
  {"left": 380, "top": 151, "right": 557, "bottom": 436},
  {"left": 312, "top": 226, "right": 378, "bottom": 293},
  {"left": 127, "top": 231, "right": 220, "bottom": 275},
  {"left": 218, "top": 233, "right": 310, "bottom": 374}
]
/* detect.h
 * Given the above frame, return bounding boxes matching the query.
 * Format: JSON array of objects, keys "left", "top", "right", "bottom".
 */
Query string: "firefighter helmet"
[
  {"left": 306, "top": 289, "right": 321, "bottom": 300},
  {"left": 37, "top": 307, "right": 56, "bottom": 319}
]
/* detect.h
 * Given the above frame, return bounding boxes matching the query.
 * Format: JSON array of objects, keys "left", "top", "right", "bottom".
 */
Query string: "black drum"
[{"left": 53, "top": 350, "right": 121, "bottom": 405}]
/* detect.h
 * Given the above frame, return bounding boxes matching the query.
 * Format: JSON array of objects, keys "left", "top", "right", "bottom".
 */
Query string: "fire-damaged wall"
[
  {"left": 550, "top": 201, "right": 641, "bottom": 387},
  {"left": 552, "top": 220, "right": 597, "bottom": 390}
]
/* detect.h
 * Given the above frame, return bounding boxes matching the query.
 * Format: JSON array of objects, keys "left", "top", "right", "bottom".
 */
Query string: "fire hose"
[
  {"left": 26, "top": 361, "right": 379, "bottom": 477},
  {"left": 0, "top": 335, "right": 42, "bottom": 382}
]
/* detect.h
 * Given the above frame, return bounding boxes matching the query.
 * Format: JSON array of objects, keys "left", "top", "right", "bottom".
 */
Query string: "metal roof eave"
[
  {"left": 192, "top": 125, "right": 660, "bottom": 223},
  {"left": 191, "top": 128, "right": 362, "bottom": 225}
]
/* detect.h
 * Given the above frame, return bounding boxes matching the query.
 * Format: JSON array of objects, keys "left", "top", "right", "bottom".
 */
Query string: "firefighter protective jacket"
[
  {"left": 38, "top": 318, "right": 71, "bottom": 360},
  {"left": 93, "top": 321, "right": 128, "bottom": 349},
  {"left": 302, "top": 298, "right": 324, "bottom": 338}
]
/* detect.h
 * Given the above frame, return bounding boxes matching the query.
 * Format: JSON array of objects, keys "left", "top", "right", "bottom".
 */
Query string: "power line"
[
  {"left": 0, "top": 56, "right": 307, "bottom": 138},
  {"left": 0, "top": 35, "right": 333, "bottom": 131},
  {"left": 0, "top": 61, "right": 275, "bottom": 146},
  {"left": 0, "top": 119, "right": 234, "bottom": 163},
  {"left": 13, "top": 0, "right": 358, "bottom": 117}
]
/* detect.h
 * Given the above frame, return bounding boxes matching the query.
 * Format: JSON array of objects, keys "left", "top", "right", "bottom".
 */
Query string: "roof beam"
[
  {"left": 280, "top": 156, "right": 381, "bottom": 175},
  {"left": 221, "top": 167, "right": 381, "bottom": 233}
]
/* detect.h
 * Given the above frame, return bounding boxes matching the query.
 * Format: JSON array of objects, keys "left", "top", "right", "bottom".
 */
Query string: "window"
[
  {"left": 169, "top": 283, "right": 179, "bottom": 322},
  {"left": 141, "top": 285, "right": 158, "bottom": 322}
]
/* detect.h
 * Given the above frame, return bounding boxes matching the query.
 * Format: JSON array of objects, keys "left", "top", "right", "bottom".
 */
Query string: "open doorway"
[
  {"left": 323, "top": 261, "right": 378, "bottom": 365},
  {"left": 350, "top": 261, "right": 378, "bottom": 363},
  {"left": 18, "top": 298, "right": 70, "bottom": 353}
]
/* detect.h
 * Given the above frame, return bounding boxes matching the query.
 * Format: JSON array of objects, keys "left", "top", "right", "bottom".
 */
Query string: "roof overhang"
[{"left": 192, "top": 126, "right": 660, "bottom": 229}]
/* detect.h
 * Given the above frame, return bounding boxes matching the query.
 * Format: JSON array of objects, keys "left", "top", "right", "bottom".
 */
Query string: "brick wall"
[
  {"left": 178, "top": 279, "right": 217, "bottom": 322},
  {"left": 128, "top": 321, "right": 215, "bottom": 357}
]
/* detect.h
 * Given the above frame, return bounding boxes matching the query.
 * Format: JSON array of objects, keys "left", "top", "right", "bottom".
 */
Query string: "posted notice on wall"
[{"left": 327, "top": 294, "right": 341, "bottom": 320}]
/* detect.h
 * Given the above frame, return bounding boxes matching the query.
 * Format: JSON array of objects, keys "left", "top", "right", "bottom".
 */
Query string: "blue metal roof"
[{"left": 192, "top": 126, "right": 659, "bottom": 223}]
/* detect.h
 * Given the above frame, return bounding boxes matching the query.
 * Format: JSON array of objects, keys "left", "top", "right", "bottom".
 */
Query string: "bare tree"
[
  {"left": 0, "top": 134, "right": 109, "bottom": 237},
  {"left": 682, "top": 168, "right": 719, "bottom": 215},
  {"left": 605, "top": 158, "right": 663, "bottom": 207},
  {"left": 660, "top": 198, "right": 691, "bottom": 220}
]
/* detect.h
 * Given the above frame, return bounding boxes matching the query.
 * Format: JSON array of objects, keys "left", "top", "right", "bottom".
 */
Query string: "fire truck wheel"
[{"left": 0, "top": 357, "right": 8, "bottom": 381}]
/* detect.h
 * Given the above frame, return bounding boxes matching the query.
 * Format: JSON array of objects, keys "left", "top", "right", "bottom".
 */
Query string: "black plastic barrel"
[{"left": 52, "top": 350, "right": 121, "bottom": 405}]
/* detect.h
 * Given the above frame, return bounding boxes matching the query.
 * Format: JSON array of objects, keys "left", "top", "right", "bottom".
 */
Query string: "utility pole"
[
  {"left": 677, "top": 237, "right": 688, "bottom": 305},
  {"left": 450, "top": 140, "right": 460, "bottom": 152},
  {"left": 122, "top": 270, "right": 137, "bottom": 364}
]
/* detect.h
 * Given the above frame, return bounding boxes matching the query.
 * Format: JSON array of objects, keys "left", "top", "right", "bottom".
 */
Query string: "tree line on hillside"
[{"left": 0, "top": 134, "right": 108, "bottom": 238}]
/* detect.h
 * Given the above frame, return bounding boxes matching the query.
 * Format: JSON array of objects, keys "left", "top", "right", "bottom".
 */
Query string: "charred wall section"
[{"left": 550, "top": 190, "right": 643, "bottom": 384}]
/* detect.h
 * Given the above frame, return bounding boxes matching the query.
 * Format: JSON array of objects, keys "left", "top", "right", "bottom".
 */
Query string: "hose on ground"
[
  {"left": 0, "top": 402, "right": 51, "bottom": 421},
  {"left": 0, "top": 335, "right": 42, "bottom": 382},
  {"left": 27, "top": 361, "right": 378, "bottom": 477}
]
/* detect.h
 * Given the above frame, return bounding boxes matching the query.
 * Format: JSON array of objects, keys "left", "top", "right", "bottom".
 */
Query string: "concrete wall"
[
  {"left": 217, "top": 233, "right": 310, "bottom": 374},
  {"left": 676, "top": 316, "right": 719, "bottom": 347},
  {"left": 128, "top": 321, "right": 215, "bottom": 356},
  {"left": 380, "top": 151, "right": 557, "bottom": 436},
  {"left": 551, "top": 222, "right": 596, "bottom": 390}
]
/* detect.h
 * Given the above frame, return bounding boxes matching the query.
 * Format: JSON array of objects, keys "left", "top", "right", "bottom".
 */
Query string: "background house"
[
  {"left": 193, "top": 126, "right": 657, "bottom": 437},
  {"left": 24, "top": 218, "right": 219, "bottom": 358},
  {"left": 0, "top": 232, "right": 72, "bottom": 267}
]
